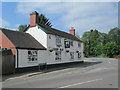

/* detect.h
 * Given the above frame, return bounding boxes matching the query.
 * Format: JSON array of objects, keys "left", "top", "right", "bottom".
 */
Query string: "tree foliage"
[
  {"left": 38, "top": 14, "right": 52, "bottom": 27},
  {"left": 103, "top": 42, "right": 120, "bottom": 57},
  {"left": 82, "top": 27, "right": 120, "bottom": 58},
  {"left": 18, "top": 25, "right": 27, "bottom": 32},
  {"left": 93, "top": 45, "right": 103, "bottom": 56},
  {"left": 108, "top": 27, "right": 120, "bottom": 44}
]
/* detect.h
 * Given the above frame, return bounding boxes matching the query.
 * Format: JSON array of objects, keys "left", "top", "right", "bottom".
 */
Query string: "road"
[{"left": 2, "top": 58, "right": 118, "bottom": 89}]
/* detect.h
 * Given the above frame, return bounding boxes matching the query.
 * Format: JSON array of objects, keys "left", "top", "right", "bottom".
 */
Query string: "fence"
[{"left": 0, "top": 50, "right": 15, "bottom": 75}]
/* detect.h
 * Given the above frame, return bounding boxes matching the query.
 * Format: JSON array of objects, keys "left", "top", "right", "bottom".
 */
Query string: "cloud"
[
  {"left": 17, "top": 2, "right": 118, "bottom": 37},
  {"left": 0, "top": 18, "right": 10, "bottom": 28}
]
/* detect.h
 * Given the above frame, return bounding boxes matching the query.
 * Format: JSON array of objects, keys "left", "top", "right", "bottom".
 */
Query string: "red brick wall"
[
  {"left": 70, "top": 27, "right": 75, "bottom": 35},
  {"left": 0, "top": 31, "right": 16, "bottom": 55},
  {"left": 30, "top": 12, "right": 38, "bottom": 27},
  {"left": 30, "top": 14, "right": 36, "bottom": 27}
]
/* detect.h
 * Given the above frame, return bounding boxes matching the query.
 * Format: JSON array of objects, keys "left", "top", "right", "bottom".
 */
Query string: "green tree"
[
  {"left": 108, "top": 27, "right": 120, "bottom": 44},
  {"left": 83, "top": 43, "right": 90, "bottom": 57},
  {"left": 82, "top": 27, "right": 120, "bottom": 58},
  {"left": 103, "top": 42, "right": 120, "bottom": 58},
  {"left": 18, "top": 25, "right": 27, "bottom": 32},
  {"left": 99, "top": 33, "right": 108, "bottom": 45},
  {"left": 82, "top": 31, "right": 91, "bottom": 57},
  {"left": 89, "top": 30, "right": 101, "bottom": 55},
  {"left": 82, "top": 29, "right": 102, "bottom": 57},
  {"left": 38, "top": 14, "right": 52, "bottom": 27},
  {"left": 93, "top": 45, "right": 103, "bottom": 56}
]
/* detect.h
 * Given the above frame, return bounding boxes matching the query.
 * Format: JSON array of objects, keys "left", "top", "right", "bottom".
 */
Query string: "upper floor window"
[
  {"left": 64, "top": 41, "right": 70, "bottom": 48},
  {"left": 70, "top": 41, "right": 73, "bottom": 46},
  {"left": 56, "top": 37, "right": 61, "bottom": 47},
  {"left": 78, "top": 42, "right": 81, "bottom": 47}
]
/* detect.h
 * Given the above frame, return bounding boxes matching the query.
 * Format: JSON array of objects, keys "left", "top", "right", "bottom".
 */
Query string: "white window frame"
[
  {"left": 78, "top": 42, "right": 81, "bottom": 47},
  {"left": 64, "top": 40, "right": 70, "bottom": 48},
  {"left": 70, "top": 52, "right": 74, "bottom": 59},
  {"left": 56, "top": 37, "right": 62, "bottom": 47},
  {"left": 78, "top": 52, "right": 81, "bottom": 59},
  {"left": 28, "top": 50, "right": 38, "bottom": 62},
  {"left": 70, "top": 41, "right": 73, "bottom": 46},
  {"left": 55, "top": 50, "right": 61, "bottom": 61}
]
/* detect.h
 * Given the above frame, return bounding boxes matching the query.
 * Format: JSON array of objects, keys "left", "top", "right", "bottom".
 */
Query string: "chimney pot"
[{"left": 70, "top": 27, "right": 75, "bottom": 35}]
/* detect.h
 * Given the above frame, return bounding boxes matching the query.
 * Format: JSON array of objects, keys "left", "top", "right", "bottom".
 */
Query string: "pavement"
[{"left": 1, "top": 58, "right": 119, "bottom": 89}]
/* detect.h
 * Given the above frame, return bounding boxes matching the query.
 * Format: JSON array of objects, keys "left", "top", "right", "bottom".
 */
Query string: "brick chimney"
[
  {"left": 30, "top": 11, "right": 39, "bottom": 27},
  {"left": 70, "top": 27, "right": 75, "bottom": 35}
]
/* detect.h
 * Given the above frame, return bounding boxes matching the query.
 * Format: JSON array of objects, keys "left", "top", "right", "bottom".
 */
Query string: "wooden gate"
[{"left": 0, "top": 49, "right": 15, "bottom": 75}]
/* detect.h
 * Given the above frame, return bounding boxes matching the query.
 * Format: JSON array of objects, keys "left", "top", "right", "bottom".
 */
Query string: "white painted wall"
[
  {"left": 23, "top": 25, "right": 84, "bottom": 67},
  {"left": 15, "top": 41, "right": 83, "bottom": 68},
  {"left": 46, "top": 34, "right": 84, "bottom": 65},
  {"left": 81, "top": 43, "right": 84, "bottom": 60},
  {"left": 26, "top": 26, "right": 47, "bottom": 48},
  {"left": 16, "top": 49, "right": 46, "bottom": 68}
]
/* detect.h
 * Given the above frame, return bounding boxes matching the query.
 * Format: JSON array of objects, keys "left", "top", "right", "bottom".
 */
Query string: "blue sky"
[{"left": 1, "top": 2, "right": 118, "bottom": 37}]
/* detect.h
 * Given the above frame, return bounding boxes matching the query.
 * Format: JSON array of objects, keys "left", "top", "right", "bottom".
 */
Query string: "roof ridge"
[
  {"left": 0, "top": 28, "right": 28, "bottom": 35},
  {"left": 38, "top": 24, "right": 82, "bottom": 42},
  {"left": 51, "top": 27, "right": 74, "bottom": 36},
  {"left": 38, "top": 24, "right": 74, "bottom": 36}
]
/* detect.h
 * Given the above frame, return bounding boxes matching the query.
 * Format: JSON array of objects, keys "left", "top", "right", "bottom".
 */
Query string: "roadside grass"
[
  {"left": 85, "top": 54, "right": 118, "bottom": 59},
  {"left": 96, "top": 54, "right": 108, "bottom": 58}
]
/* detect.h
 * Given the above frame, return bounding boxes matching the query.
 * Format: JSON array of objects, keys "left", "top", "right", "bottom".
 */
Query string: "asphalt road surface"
[{"left": 2, "top": 58, "right": 118, "bottom": 89}]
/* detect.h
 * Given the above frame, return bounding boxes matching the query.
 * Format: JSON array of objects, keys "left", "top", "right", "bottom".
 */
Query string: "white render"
[
  {"left": 46, "top": 34, "right": 84, "bottom": 64},
  {"left": 26, "top": 26, "right": 47, "bottom": 48},
  {"left": 16, "top": 49, "right": 46, "bottom": 68},
  {"left": 16, "top": 25, "right": 84, "bottom": 68}
]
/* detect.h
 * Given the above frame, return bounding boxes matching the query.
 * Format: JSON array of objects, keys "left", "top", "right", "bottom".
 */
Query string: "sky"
[{"left": 1, "top": 2, "right": 118, "bottom": 37}]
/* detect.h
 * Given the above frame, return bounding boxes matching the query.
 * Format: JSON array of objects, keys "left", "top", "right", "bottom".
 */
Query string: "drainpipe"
[{"left": 16, "top": 49, "right": 19, "bottom": 69}]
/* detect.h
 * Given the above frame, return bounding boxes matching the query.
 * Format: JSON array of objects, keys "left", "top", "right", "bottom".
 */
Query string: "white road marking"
[{"left": 58, "top": 78, "right": 102, "bottom": 88}]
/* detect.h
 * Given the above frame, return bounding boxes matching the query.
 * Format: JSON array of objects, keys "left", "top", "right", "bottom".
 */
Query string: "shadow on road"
[
  {"left": 80, "top": 61, "right": 103, "bottom": 68},
  {"left": 2, "top": 60, "right": 102, "bottom": 81},
  {"left": 45, "top": 61, "right": 102, "bottom": 73}
]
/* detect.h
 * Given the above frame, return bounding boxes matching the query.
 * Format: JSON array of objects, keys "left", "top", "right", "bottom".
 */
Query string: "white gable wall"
[{"left": 26, "top": 26, "right": 47, "bottom": 48}]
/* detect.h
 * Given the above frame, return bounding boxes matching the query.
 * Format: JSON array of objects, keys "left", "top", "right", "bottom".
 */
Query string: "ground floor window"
[
  {"left": 55, "top": 50, "right": 61, "bottom": 61},
  {"left": 78, "top": 52, "right": 81, "bottom": 59},
  {"left": 28, "top": 50, "right": 38, "bottom": 62},
  {"left": 70, "top": 52, "right": 74, "bottom": 59}
]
